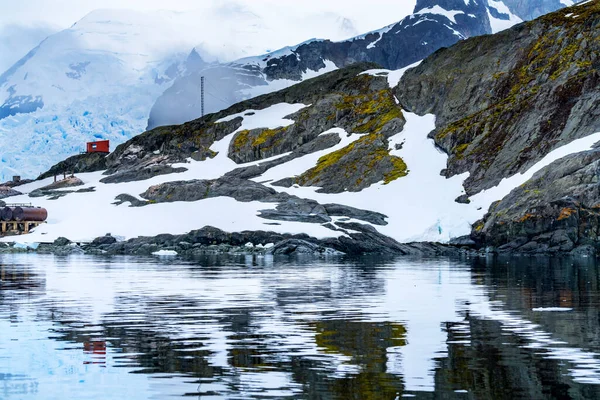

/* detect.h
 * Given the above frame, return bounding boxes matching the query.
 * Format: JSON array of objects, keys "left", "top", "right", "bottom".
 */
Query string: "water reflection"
[{"left": 1, "top": 254, "right": 600, "bottom": 399}]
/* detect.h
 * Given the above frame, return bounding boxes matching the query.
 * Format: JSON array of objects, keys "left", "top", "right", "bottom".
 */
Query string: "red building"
[{"left": 86, "top": 140, "right": 110, "bottom": 154}]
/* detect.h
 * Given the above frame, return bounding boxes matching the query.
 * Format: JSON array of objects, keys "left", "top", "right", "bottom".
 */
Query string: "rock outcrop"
[
  {"left": 139, "top": 177, "right": 388, "bottom": 228},
  {"left": 100, "top": 64, "right": 408, "bottom": 193},
  {"left": 471, "top": 149, "right": 600, "bottom": 255},
  {"left": 396, "top": 1, "right": 600, "bottom": 196},
  {"left": 0, "top": 186, "right": 21, "bottom": 199},
  {"left": 38, "top": 152, "right": 107, "bottom": 180},
  {"left": 25, "top": 226, "right": 457, "bottom": 257}
]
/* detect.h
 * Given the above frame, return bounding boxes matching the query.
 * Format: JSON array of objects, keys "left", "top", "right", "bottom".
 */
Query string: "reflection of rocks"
[
  {"left": 0, "top": 264, "right": 45, "bottom": 297},
  {"left": 436, "top": 315, "right": 600, "bottom": 399},
  {"left": 323, "top": 204, "right": 387, "bottom": 226},
  {"left": 294, "top": 320, "right": 406, "bottom": 399}
]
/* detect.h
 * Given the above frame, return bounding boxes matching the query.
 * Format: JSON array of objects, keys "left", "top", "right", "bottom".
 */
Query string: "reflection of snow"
[{"left": 2, "top": 254, "right": 600, "bottom": 398}]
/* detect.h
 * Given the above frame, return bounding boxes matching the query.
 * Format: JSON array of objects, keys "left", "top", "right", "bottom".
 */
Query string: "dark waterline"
[{"left": 1, "top": 254, "right": 600, "bottom": 399}]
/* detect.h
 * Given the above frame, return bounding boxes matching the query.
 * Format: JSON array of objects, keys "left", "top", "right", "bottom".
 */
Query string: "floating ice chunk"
[{"left": 152, "top": 250, "right": 178, "bottom": 256}]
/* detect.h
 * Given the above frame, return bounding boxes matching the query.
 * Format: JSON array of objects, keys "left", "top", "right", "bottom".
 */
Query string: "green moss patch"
[{"left": 296, "top": 133, "right": 409, "bottom": 192}]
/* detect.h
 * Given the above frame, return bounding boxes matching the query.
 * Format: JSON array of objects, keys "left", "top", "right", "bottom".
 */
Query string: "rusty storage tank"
[
  {"left": 12, "top": 207, "right": 48, "bottom": 222},
  {"left": 1, "top": 207, "right": 13, "bottom": 221}
]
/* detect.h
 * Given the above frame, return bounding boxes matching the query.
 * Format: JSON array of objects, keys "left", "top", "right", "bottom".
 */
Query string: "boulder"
[
  {"left": 92, "top": 234, "right": 117, "bottom": 246},
  {"left": 267, "top": 239, "right": 344, "bottom": 256}
]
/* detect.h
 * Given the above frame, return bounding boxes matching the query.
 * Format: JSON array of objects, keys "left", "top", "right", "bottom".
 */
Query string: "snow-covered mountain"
[
  {"left": 148, "top": 0, "right": 569, "bottom": 129},
  {"left": 0, "top": 4, "right": 363, "bottom": 181}
]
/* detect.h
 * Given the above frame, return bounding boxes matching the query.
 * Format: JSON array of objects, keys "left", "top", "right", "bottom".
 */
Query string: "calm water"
[{"left": 2, "top": 254, "right": 600, "bottom": 399}]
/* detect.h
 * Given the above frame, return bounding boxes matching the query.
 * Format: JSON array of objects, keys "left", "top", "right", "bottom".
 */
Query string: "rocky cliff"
[
  {"left": 397, "top": 1, "right": 599, "bottom": 195},
  {"left": 396, "top": 0, "right": 600, "bottom": 254}
]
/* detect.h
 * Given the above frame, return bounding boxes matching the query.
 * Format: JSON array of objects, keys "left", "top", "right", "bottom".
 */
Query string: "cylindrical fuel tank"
[
  {"left": 12, "top": 207, "right": 48, "bottom": 222},
  {"left": 1, "top": 207, "right": 13, "bottom": 221}
]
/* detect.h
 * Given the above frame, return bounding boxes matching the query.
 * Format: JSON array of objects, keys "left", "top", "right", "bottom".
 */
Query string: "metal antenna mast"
[{"left": 201, "top": 76, "right": 205, "bottom": 117}]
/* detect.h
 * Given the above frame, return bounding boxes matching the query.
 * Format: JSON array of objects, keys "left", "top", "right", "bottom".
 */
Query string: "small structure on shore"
[
  {"left": 86, "top": 140, "right": 110, "bottom": 154},
  {"left": 0, "top": 204, "right": 48, "bottom": 235}
]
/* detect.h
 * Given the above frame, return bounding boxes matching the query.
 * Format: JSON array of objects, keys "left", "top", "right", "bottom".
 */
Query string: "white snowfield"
[
  {"left": 414, "top": 6, "right": 467, "bottom": 24},
  {"left": 5, "top": 66, "right": 600, "bottom": 246}
]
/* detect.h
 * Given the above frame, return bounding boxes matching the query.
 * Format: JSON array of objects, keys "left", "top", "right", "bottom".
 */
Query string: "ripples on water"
[{"left": 1, "top": 254, "right": 600, "bottom": 399}]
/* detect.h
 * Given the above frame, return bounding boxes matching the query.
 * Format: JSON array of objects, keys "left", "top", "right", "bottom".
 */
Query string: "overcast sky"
[{"left": 0, "top": 0, "right": 416, "bottom": 72}]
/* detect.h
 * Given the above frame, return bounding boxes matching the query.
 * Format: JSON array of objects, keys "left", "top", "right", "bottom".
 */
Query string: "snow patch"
[
  {"left": 487, "top": 1, "right": 524, "bottom": 33},
  {"left": 414, "top": 6, "right": 465, "bottom": 24}
]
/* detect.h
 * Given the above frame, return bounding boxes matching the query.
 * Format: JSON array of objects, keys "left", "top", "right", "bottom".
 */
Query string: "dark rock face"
[
  {"left": 29, "top": 186, "right": 95, "bottom": 200},
  {"left": 53, "top": 237, "right": 72, "bottom": 246},
  {"left": 113, "top": 194, "right": 149, "bottom": 207},
  {"left": 471, "top": 149, "right": 600, "bottom": 254},
  {"left": 139, "top": 177, "right": 388, "bottom": 228},
  {"left": 28, "top": 176, "right": 86, "bottom": 199},
  {"left": 0, "top": 186, "right": 21, "bottom": 199},
  {"left": 100, "top": 165, "right": 187, "bottom": 184},
  {"left": 0, "top": 179, "right": 34, "bottom": 188},
  {"left": 259, "top": 198, "right": 331, "bottom": 224},
  {"left": 92, "top": 234, "right": 117, "bottom": 246},
  {"left": 38, "top": 152, "right": 107, "bottom": 180},
  {"left": 224, "top": 73, "right": 407, "bottom": 192},
  {"left": 38, "top": 176, "right": 84, "bottom": 190},
  {"left": 141, "top": 177, "right": 282, "bottom": 204},
  {"left": 99, "top": 115, "right": 242, "bottom": 184},
  {"left": 70, "top": 226, "right": 457, "bottom": 257},
  {"left": 396, "top": 2, "right": 600, "bottom": 196},
  {"left": 322, "top": 204, "right": 387, "bottom": 226},
  {"left": 267, "top": 239, "right": 343, "bottom": 256}
]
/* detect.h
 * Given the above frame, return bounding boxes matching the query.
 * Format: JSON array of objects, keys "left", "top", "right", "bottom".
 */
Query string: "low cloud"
[{"left": 0, "top": 24, "right": 57, "bottom": 74}]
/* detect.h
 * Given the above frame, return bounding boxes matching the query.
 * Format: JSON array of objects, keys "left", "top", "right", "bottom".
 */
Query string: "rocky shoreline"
[
  {"left": 0, "top": 226, "right": 464, "bottom": 257},
  {"left": 0, "top": 226, "right": 597, "bottom": 258}
]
